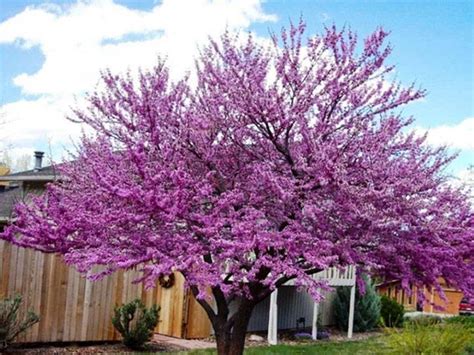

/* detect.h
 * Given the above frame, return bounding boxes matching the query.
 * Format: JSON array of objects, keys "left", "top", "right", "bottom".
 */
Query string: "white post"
[
  {"left": 348, "top": 285, "right": 356, "bottom": 338},
  {"left": 311, "top": 301, "right": 319, "bottom": 340},
  {"left": 267, "top": 289, "right": 278, "bottom": 345}
]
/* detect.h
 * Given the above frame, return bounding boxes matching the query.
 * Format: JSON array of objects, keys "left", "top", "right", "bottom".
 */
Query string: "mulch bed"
[
  {"left": 241, "top": 326, "right": 383, "bottom": 347},
  {"left": 2, "top": 341, "right": 177, "bottom": 354}
]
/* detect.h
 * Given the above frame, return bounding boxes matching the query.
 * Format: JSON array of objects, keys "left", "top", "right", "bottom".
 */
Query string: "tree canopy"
[{"left": 2, "top": 21, "right": 473, "bottom": 355}]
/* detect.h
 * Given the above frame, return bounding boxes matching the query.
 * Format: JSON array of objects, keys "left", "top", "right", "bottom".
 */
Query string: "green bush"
[
  {"left": 380, "top": 295, "right": 404, "bottom": 327},
  {"left": 385, "top": 321, "right": 473, "bottom": 354},
  {"left": 0, "top": 295, "right": 39, "bottom": 350},
  {"left": 405, "top": 314, "right": 442, "bottom": 326},
  {"left": 334, "top": 276, "right": 381, "bottom": 332},
  {"left": 112, "top": 299, "right": 160, "bottom": 349}
]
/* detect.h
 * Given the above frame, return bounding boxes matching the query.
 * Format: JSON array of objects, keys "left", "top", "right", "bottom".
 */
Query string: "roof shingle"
[{"left": 0, "top": 165, "right": 57, "bottom": 181}]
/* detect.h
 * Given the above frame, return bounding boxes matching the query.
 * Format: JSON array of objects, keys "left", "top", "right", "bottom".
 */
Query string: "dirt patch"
[{"left": 2, "top": 340, "right": 179, "bottom": 354}]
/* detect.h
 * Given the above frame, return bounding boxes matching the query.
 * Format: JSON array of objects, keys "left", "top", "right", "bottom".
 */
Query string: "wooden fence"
[{"left": 0, "top": 240, "right": 211, "bottom": 343}]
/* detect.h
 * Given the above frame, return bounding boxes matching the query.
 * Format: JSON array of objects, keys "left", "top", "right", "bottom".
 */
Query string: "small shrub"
[
  {"left": 385, "top": 321, "right": 473, "bottom": 354},
  {"left": 334, "top": 276, "right": 381, "bottom": 332},
  {"left": 405, "top": 314, "right": 442, "bottom": 326},
  {"left": 112, "top": 299, "right": 160, "bottom": 349},
  {"left": 293, "top": 332, "right": 312, "bottom": 341},
  {"left": 312, "top": 312, "right": 330, "bottom": 339},
  {"left": 0, "top": 295, "right": 39, "bottom": 350},
  {"left": 380, "top": 295, "right": 404, "bottom": 327},
  {"left": 317, "top": 330, "right": 330, "bottom": 340}
]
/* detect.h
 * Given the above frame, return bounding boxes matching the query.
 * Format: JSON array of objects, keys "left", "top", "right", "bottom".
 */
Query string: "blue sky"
[{"left": 0, "top": 0, "right": 472, "bottom": 176}]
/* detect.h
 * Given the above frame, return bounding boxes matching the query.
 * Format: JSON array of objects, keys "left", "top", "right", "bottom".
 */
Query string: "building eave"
[
  {"left": 375, "top": 279, "right": 400, "bottom": 287},
  {"left": 0, "top": 176, "right": 56, "bottom": 182}
]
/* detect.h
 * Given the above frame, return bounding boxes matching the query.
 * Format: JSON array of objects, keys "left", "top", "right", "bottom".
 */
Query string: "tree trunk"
[
  {"left": 215, "top": 327, "right": 230, "bottom": 355},
  {"left": 213, "top": 300, "right": 255, "bottom": 355},
  {"left": 189, "top": 280, "right": 276, "bottom": 355}
]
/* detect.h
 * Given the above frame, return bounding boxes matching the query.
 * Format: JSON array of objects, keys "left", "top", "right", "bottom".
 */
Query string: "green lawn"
[
  {"left": 171, "top": 330, "right": 474, "bottom": 354},
  {"left": 244, "top": 338, "right": 385, "bottom": 354},
  {"left": 168, "top": 316, "right": 474, "bottom": 355},
  {"left": 173, "top": 336, "right": 386, "bottom": 355}
]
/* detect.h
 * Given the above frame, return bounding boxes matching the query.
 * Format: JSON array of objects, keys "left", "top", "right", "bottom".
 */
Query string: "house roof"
[
  {"left": 0, "top": 164, "right": 57, "bottom": 222},
  {"left": 0, "top": 165, "right": 57, "bottom": 182},
  {"left": 0, "top": 186, "right": 22, "bottom": 221},
  {"left": 375, "top": 279, "right": 401, "bottom": 288}
]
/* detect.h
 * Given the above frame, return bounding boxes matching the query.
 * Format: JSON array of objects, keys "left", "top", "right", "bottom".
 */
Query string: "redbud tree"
[{"left": 3, "top": 22, "right": 473, "bottom": 355}]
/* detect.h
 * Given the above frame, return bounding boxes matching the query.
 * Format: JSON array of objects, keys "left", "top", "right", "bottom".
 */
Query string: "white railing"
[
  {"left": 313, "top": 265, "right": 356, "bottom": 286},
  {"left": 283, "top": 265, "right": 356, "bottom": 287}
]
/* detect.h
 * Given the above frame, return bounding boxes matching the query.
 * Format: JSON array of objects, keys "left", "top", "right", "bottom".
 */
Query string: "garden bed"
[
  {"left": 2, "top": 340, "right": 177, "bottom": 354},
  {"left": 241, "top": 326, "right": 382, "bottom": 346}
]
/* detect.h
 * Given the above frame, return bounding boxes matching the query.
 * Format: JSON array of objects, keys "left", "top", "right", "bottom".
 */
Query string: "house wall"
[
  {"left": 423, "top": 287, "right": 463, "bottom": 315},
  {"left": 0, "top": 166, "right": 9, "bottom": 189},
  {"left": 245, "top": 286, "right": 337, "bottom": 332},
  {"left": 0, "top": 240, "right": 211, "bottom": 343},
  {"left": 377, "top": 281, "right": 463, "bottom": 315},
  {"left": 378, "top": 283, "right": 418, "bottom": 312}
]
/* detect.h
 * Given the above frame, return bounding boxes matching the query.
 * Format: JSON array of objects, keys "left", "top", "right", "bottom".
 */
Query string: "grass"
[
  {"left": 172, "top": 336, "right": 386, "bottom": 354},
  {"left": 243, "top": 338, "right": 385, "bottom": 354},
  {"left": 166, "top": 316, "right": 474, "bottom": 354},
  {"left": 171, "top": 323, "right": 474, "bottom": 354}
]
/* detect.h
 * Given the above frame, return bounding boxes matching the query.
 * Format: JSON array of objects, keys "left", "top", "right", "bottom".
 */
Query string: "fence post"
[
  {"left": 348, "top": 285, "right": 356, "bottom": 338},
  {"left": 311, "top": 300, "right": 319, "bottom": 340},
  {"left": 267, "top": 289, "right": 278, "bottom": 345}
]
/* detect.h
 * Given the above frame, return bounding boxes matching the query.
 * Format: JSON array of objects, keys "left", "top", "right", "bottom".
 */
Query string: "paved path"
[{"left": 153, "top": 333, "right": 215, "bottom": 350}]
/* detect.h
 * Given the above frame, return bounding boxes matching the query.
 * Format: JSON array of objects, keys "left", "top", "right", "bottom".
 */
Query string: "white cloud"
[
  {"left": 416, "top": 117, "right": 474, "bottom": 151},
  {"left": 451, "top": 168, "right": 474, "bottom": 202},
  {"left": 0, "top": 0, "right": 276, "bottom": 160},
  {"left": 0, "top": 97, "right": 77, "bottom": 145},
  {"left": 320, "top": 12, "right": 330, "bottom": 22},
  {"left": 457, "top": 168, "right": 474, "bottom": 186},
  {"left": 1, "top": 0, "right": 276, "bottom": 96}
]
